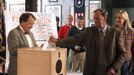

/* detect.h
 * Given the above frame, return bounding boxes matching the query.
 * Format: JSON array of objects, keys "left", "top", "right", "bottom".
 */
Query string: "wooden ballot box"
[{"left": 17, "top": 47, "right": 67, "bottom": 75}]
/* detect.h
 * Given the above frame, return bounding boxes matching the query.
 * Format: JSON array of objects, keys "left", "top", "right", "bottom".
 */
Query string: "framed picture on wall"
[
  {"left": 45, "top": 5, "right": 62, "bottom": 27},
  {"left": 49, "top": 0, "right": 58, "bottom": 2},
  {"left": 89, "top": 1, "right": 101, "bottom": 20},
  {"left": 9, "top": 4, "right": 25, "bottom": 11}
]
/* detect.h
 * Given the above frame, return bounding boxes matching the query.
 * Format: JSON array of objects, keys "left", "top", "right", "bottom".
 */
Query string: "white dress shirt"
[{"left": 19, "top": 25, "right": 34, "bottom": 47}]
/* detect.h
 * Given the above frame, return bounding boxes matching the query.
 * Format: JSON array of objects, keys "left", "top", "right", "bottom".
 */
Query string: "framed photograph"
[
  {"left": 45, "top": 5, "right": 62, "bottom": 26},
  {"left": 9, "top": 4, "right": 25, "bottom": 11},
  {"left": 49, "top": 0, "right": 58, "bottom": 2},
  {"left": 89, "top": 1, "right": 101, "bottom": 20}
]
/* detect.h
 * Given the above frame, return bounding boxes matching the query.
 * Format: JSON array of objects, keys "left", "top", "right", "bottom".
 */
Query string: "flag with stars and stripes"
[{"left": 74, "top": 0, "right": 85, "bottom": 25}]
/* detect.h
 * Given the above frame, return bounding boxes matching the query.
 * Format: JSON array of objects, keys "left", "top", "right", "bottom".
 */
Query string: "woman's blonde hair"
[{"left": 115, "top": 9, "right": 132, "bottom": 29}]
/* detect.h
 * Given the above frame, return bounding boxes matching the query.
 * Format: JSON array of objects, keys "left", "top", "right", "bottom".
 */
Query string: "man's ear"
[
  {"left": 21, "top": 21, "right": 24, "bottom": 23},
  {"left": 20, "top": 21, "right": 25, "bottom": 26},
  {"left": 104, "top": 16, "right": 107, "bottom": 21}
]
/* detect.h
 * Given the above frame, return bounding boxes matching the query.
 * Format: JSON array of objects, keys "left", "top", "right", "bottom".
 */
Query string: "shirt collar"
[
  {"left": 98, "top": 24, "right": 107, "bottom": 33},
  {"left": 19, "top": 25, "right": 25, "bottom": 33},
  {"left": 76, "top": 25, "right": 84, "bottom": 30}
]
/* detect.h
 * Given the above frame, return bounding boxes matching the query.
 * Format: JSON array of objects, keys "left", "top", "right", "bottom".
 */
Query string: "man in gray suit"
[
  {"left": 7, "top": 13, "right": 37, "bottom": 75},
  {"left": 49, "top": 8, "right": 126, "bottom": 75}
]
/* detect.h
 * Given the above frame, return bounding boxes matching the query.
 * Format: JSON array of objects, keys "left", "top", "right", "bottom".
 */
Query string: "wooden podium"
[{"left": 17, "top": 47, "right": 67, "bottom": 75}]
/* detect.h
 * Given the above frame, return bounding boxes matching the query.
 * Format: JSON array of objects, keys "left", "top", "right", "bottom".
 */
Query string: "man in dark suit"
[
  {"left": 7, "top": 13, "right": 37, "bottom": 75},
  {"left": 49, "top": 8, "right": 126, "bottom": 75}
]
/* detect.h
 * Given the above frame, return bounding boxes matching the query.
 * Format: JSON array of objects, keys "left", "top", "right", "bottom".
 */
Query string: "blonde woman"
[{"left": 114, "top": 9, "right": 134, "bottom": 75}]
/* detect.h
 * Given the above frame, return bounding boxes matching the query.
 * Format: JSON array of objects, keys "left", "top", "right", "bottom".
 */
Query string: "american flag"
[{"left": 74, "top": 0, "right": 85, "bottom": 25}]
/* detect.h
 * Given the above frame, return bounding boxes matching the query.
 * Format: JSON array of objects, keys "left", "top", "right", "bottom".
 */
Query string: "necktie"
[
  {"left": 99, "top": 30, "right": 105, "bottom": 66},
  {"left": 95, "top": 30, "right": 105, "bottom": 73}
]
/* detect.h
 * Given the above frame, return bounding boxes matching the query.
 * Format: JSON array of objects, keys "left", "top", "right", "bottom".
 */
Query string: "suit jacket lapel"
[
  {"left": 104, "top": 26, "right": 113, "bottom": 49},
  {"left": 93, "top": 27, "right": 100, "bottom": 52},
  {"left": 16, "top": 26, "right": 29, "bottom": 47},
  {"left": 93, "top": 26, "right": 113, "bottom": 50}
]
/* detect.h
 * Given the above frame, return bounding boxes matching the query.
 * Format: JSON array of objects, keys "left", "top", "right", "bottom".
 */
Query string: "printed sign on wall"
[{"left": 4, "top": 11, "right": 58, "bottom": 45}]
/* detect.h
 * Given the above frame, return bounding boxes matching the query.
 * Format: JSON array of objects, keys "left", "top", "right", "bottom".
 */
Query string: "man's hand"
[
  {"left": 49, "top": 36, "right": 58, "bottom": 44},
  {"left": 107, "top": 68, "right": 116, "bottom": 75},
  {"left": 75, "top": 46, "right": 81, "bottom": 51}
]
